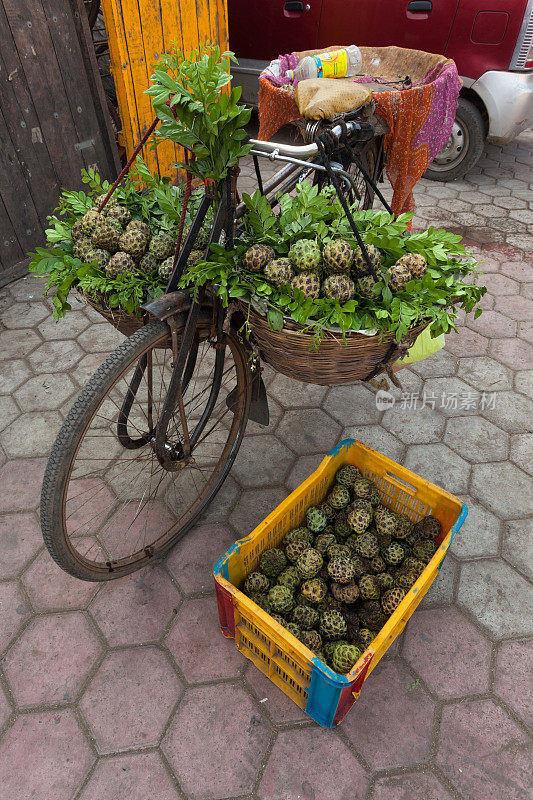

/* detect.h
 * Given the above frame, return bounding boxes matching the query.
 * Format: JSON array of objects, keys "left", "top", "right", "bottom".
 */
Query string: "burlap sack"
[
  {"left": 294, "top": 78, "right": 371, "bottom": 120},
  {"left": 293, "top": 45, "right": 448, "bottom": 119}
]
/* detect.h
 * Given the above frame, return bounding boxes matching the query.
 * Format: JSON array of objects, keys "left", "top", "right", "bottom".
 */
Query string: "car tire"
[{"left": 424, "top": 97, "right": 486, "bottom": 182}]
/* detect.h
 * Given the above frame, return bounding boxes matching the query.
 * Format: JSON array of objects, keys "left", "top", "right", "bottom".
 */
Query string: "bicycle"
[{"left": 40, "top": 114, "right": 391, "bottom": 581}]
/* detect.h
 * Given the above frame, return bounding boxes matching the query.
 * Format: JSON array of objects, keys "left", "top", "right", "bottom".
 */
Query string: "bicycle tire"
[{"left": 41, "top": 317, "right": 251, "bottom": 581}]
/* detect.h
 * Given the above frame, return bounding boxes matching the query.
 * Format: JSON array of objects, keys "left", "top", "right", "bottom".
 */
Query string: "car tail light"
[{"left": 510, "top": 1, "right": 533, "bottom": 70}]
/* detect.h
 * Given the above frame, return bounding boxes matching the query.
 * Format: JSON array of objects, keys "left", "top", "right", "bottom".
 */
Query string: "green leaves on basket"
[
  {"left": 178, "top": 184, "right": 486, "bottom": 343},
  {"left": 147, "top": 43, "right": 252, "bottom": 185}
]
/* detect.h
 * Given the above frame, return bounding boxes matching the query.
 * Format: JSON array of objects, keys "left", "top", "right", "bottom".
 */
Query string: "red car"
[{"left": 229, "top": 0, "right": 533, "bottom": 180}]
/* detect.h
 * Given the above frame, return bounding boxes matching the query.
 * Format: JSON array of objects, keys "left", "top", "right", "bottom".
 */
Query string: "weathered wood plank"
[
  {"left": 0, "top": 106, "right": 45, "bottom": 254},
  {"left": 2, "top": 0, "right": 87, "bottom": 185},
  {"left": 0, "top": 2, "right": 60, "bottom": 220},
  {"left": 0, "top": 195, "right": 25, "bottom": 272},
  {"left": 67, "top": 0, "right": 120, "bottom": 177}
]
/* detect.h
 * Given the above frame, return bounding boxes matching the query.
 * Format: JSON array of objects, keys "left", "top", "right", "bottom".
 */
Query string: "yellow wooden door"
[{"left": 100, "top": 0, "right": 228, "bottom": 176}]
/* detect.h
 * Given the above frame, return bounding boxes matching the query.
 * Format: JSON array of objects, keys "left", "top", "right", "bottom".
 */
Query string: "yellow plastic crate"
[{"left": 214, "top": 439, "right": 467, "bottom": 726}]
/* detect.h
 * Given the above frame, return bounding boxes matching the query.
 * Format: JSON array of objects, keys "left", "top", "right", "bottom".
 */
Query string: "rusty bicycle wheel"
[{"left": 40, "top": 316, "right": 251, "bottom": 580}]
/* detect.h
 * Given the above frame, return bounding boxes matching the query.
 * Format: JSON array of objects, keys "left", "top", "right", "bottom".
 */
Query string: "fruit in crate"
[
  {"left": 264, "top": 258, "right": 294, "bottom": 287},
  {"left": 289, "top": 239, "right": 322, "bottom": 274},
  {"left": 92, "top": 220, "right": 121, "bottom": 253},
  {"left": 239, "top": 463, "right": 442, "bottom": 674},
  {"left": 242, "top": 244, "right": 275, "bottom": 273},
  {"left": 119, "top": 227, "right": 150, "bottom": 259},
  {"left": 322, "top": 239, "right": 353, "bottom": 274},
  {"left": 139, "top": 252, "right": 159, "bottom": 274},
  {"left": 72, "top": 238, "right": 94, "bottom": 261},
  {"left": 356, "top": 274, "right": 378, "bottom": 298},
  {"left": 107, "top": 204, "right": 132, "bottom": 227},
  {"left": 291, "top": 272, "right": 321, "bottom": 298},
  {"left": 322, "top": 274, "right": 355, "bottom": 303},
  {"left": 85, "top": 249, "right": 110, "bottom": 270},
  {"left": 80, "top": 209, "right": 102, "bottom": 236}
]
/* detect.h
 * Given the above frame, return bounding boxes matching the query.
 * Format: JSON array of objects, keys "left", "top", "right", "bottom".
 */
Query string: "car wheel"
[{"left": 424, "top": 97, "right": 486, "bottom": 182}]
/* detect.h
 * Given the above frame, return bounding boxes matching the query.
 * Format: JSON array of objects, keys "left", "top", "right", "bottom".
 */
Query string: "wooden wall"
[
  {"left": 100, "top": 0, "right": 229, "bottom": 177},
  {"left": 0, "top": 0, "right": 119, "bottom": 277}
]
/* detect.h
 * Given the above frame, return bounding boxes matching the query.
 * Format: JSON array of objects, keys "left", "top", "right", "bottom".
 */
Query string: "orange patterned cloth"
[{"left": 257, "top": 50, "right": 460, "bottom": 218}]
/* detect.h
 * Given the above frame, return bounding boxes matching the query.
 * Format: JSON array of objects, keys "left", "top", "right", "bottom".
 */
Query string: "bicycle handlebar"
[{"left": 248, "top": 120, "right": 374, "bottom": 160}]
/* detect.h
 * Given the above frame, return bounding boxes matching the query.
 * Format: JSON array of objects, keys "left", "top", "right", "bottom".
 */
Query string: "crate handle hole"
[{"left": 385, "top": 471, "right": 418, "bottom": 494}]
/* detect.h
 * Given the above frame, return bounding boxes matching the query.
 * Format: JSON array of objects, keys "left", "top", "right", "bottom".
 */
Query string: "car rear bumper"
[{"left": 471, "top": 69, "right": 533, "bottom": 143}]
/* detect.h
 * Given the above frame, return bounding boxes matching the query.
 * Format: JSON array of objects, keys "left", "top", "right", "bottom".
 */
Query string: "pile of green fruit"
[
  {"left": 241, "top": 239, "right": 428, "bottom": 303},
  {"left": 72, "top": 195, "right": 209, "bottom": 282},
  {"left": 241, "top": 464, "right": 441, "bottom": 675}
]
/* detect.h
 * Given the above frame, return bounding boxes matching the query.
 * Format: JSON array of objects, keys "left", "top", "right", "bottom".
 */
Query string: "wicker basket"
[
  {"left": 243, "top": 305, "right": 428, "bottom": 385},
  {"left": 80, "top": 292, "right": 145, "bottom": 337}
]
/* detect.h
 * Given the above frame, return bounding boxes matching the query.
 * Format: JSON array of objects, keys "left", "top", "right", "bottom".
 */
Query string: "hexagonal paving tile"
[
  {"left": 423, "top": 376, "right": 484, "bottom": 416},
  {"left": 0, "top": 512, "right": 43, "bottom": 578},
  {"left": 2, "top": 301, "right": 49, "bottom": 329},
  {"left": 165, "top": 523, "right": 237, "bottom": 594},
  {"left": 247, "top": 395, "right": 284, "bottom": 435},
  {"left": 420, "top": 554, "right": 456, "bottom": 606},
  {"left": 482, "top": 273, "right": 519, "bottom": 295},
  {"left": 515, "top": 369, "right": 533, "bottom": 397},
  {"left": 342, "top": 424, "right": 405, "bottom": 462},
  {"left": 495, "top": 294, "right": 533, "bottom": 320},
  {"left": 0, "top": 458, "right": 46, "bottom": 512},
  {"left": 0, "top": 681, "right": 11, "bottom": 728},
  {"left": 403, "top": 607, "right": 491, "bottom": 698},
  {"left": 458, "top": 558, "right": 533, "bottom": 639},
  {"left": 231, "top": 434, "right": 294, "bottom": 489},
  {"left": 259, "top": 727, "right": 368, "bottom": 800},
  {"left": 0, "top": 411, "right": 62, "bottom": 457},
  {"left": 451, "top": 497, "right": 500, "bottom": 559},
  {"left": 437, "top": 699, "right": 531, "bottom": 800},
  {"left": 444, "top": 416, "right": 508, "bottom": 462},
  {"left": 77, "top": 324, "right": 125, "bottom": 353},
  {"left": 71, "top": 352, "right": 109, "bottom": 386},
  {"left": 37, "top": 312, "right": 90, "bottom": 340},
  {"left": 22, "top": 548, "right": 99, "bottom": 611},
  {"left": 382, "top": 405, "right": 445, "bottom": 445},
  {"left": 243, "top": 662, "right": 309, "bottom": 724},
  {"left": 510, "top": 433, "right": 533, "bottom": 475},
  {"left": 371, "top": 771, "right": 455, "bottom": 800},
  {"left": 0, "top": 710, "right": 94, "bottom": 800},
  {"left": 268, "top": 372, "right": 328, "bottom": 408},
  {"left": 445, "top": 326, "right": 488, "bottom": 357},
  {"left": 229, "top": 486, "right": 288, "bottom": 536},
  {"left": 89, "top": 565, "right": 180, "bottom": 646},
  {"left": 479, "top": 390, "right": 533, "bottom": 433},
  {"left": 286, "top": 452, "right": 323, "bottom": 491},
  {"left": 0, "top": 580, "right": 30, "bottom": 654},
  {"left": 276, "top": 408, "right": 342, "bottom": 454},
  {"left": 324, "top": 384, "right": 381, "bottom": 426},
  {"left": 518, "top": 320, "right": 533, "bottom": 344},
  {"left": 490, "top": 337, "right": 533, "bottom": 370},
  {"left": 162, "top": 683, "right": 269, "bottom": 800},
  {"left": 80, "top": 647, "right": 181, "bottom": 753},
  {"left": 7, "top": 275, "right": 47, "bottom": 301},
  {"left": 494, "top": 638, "right": 532, "bottom": 728},
  {"left": 0, "top": 359, "right": 32, "bottom": 394},
  {"left": 457, "top": 356, "right": 512, "bottom": 391},
  {"left": 411, "top": 349, "right": 457, "bottom": 378},
  {"left": 404, "top": 443, "right": 470, "bottom": 494},
  {"left": 470, "top": 462, "right": 532, "bottom": 519},
  {"left": 467, "top": 309, "right": 516, "bottom": 339},
  {"left": 0, "top": 397, "right": 19, "bottom": 434},
  {"left": 28, "top": 340, "right": 84, "bottom": 373},
  {"left": 14, "top": 374, "right": 76, "bottom": 412},
  {"left": 3, "top": 611, "right": 102, "bottom": 707},
  {"left": 197, "top": 476, "right": 241, "bottom": 526},
  {"left": 78, "top": 752, "right": 180, "bottom": 800},
  {"left": 502, "top": 519, "right": 532, "bottom": 580},
  {"left": 341, "top": 661, "right": 435, "bottom": 770},
  {"left": 165, "top": 596, "right": 244, "bottom": 682}
]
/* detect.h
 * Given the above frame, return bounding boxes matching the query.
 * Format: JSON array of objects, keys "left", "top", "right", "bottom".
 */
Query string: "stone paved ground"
[{"left": 0, "top": 130, "right": 531, "bottom": 800}]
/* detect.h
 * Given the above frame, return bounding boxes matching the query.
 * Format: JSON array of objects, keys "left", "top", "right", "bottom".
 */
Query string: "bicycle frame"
[{"left": 135, "top": 118, "right": 388, "bottom": 470}]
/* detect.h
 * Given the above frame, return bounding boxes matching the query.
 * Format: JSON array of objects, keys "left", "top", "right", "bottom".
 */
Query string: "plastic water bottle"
[{"left": 287, "top": 46, "right": 362, "bottom": 82}]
